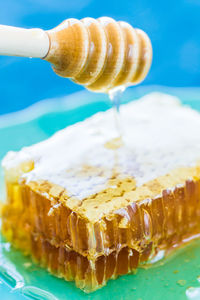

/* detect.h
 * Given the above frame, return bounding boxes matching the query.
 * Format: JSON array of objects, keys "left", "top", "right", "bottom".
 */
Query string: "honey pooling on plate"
[{"left": 46, "top": 17, "right": 152, "bottom": 92}]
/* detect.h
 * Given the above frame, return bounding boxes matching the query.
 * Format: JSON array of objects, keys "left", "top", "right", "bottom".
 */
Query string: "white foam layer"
[{"left": 3, "top": 92, "right": 200, "bottom": 199}]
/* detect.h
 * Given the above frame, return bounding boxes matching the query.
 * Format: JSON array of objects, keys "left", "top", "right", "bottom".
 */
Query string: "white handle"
[{"left": 0, "top": 25, "right": 50, "bottom": 58}]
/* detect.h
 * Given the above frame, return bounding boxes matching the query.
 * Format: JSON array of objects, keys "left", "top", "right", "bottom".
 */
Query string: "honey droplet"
[
  {"left": 177, "top": 279, "right": 186, "bottom": 286},
  {"left": 104, "top": 137, "right": 124, "bottom": 150}
]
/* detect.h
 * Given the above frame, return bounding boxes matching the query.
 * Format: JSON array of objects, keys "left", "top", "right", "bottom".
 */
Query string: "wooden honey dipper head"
[{"left": 45, "top": 17, "right": 152, "bottom": 92}]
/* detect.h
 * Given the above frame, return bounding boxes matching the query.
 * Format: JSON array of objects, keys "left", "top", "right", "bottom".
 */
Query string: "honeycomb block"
[{"left": 2, "top": 93, "right": 200, "bottom": 292}]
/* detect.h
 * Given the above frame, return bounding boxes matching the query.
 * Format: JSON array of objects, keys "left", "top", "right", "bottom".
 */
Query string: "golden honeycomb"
[{"left": 2, "top": 166, "right": 200, "bottom": 292}]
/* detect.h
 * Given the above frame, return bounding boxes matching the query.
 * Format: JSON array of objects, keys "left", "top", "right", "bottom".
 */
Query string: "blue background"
[{"left": 0, "top": 0, "right": 200, "bottom": 114}]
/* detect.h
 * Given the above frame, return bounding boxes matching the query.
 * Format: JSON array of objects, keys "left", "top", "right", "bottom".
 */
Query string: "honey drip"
[{"left": 108, "top": 85, "right": 125, "bottom": 139}]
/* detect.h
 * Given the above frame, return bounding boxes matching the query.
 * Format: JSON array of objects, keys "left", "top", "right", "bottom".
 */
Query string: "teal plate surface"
[{"left": 1, "top": 86, "right": 200, "bottom": 300}]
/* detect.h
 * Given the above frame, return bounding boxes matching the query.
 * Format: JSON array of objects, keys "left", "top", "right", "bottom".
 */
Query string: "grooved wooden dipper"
[{"left": 0, "top": 17, "right": 152, "bottom": 92}]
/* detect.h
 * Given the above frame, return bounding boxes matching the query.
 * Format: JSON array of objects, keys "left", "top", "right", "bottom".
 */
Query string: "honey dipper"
[{"left": 0, "top": 17, "right": 152, "bottom": 92}]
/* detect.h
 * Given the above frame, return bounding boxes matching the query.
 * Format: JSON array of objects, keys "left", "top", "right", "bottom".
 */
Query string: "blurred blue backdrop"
[{"left": 0, "top": 0, "right": 200, "bottom": 114}]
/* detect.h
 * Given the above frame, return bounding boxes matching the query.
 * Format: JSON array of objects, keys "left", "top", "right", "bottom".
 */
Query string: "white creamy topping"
[{"left": 2, "top": 92, "right": 200, "bottom": 199}]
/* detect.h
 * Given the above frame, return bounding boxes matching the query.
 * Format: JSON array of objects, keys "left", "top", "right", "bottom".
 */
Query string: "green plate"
[{"left": 1, "top": 86, "right": 200, "bottom": 300}]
